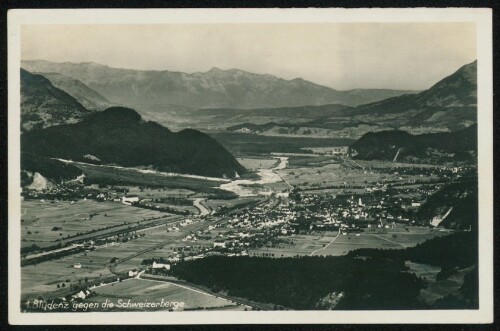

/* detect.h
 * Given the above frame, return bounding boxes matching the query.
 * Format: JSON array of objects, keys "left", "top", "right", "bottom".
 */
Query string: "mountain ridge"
[
  {"left": 22, "top": 107, "right": 246, "bottom": 178},
  {"left": 20, "top": 69, "right": 93, "bottom": 131},
  {"left": 21, "top": 59, "right": 419, "bottom": 109}
]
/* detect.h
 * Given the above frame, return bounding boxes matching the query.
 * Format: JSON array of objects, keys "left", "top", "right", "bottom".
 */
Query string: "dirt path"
[
  {"left": 370, "top": 233, "right": 408, "bottom": 247},
  {"left": 310, "top": 229, "right": 341, "bottom": 256}
]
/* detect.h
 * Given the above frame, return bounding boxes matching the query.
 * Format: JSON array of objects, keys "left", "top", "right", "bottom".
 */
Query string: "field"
[
  {"left": 210, "top": 131, "right": 354, "bottom": 156},
  {"left": 356, "top": 160, "right": 446, "bottom": 169},
  {"left": 21, "top": 200, "right": 170, "bottom": 248},
  {"left": 249, "top": 226, "right": 452, "bottom": 257},
  {"left": 125, "top": 186, "right": 195, "bottom": 199},
  {"left": 88, "top": 278, "right": 241, "bottom": 311},
  {"left": 287, "top": 155, "right": 337, "bottom": 168},
  {"left": 21, "top": 217, "right": 208, "bottom": 299},
  {"left": 74, "top": 162, "right": 226, "bottom": 194},
  {"left": 279, "top": 158, "right": 441, "bottom": 193},
  {"left": 203, "top": 196, "right": 261, "bottom": 211},
  {"left": 21, "top": 252, "right": 115, "bottom": 299}
]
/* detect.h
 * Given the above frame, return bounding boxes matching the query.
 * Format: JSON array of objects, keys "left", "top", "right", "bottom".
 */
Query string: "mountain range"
[
  {"left": 21, "top": 107, "right": 246, "bottom": 178},
  {"left": 19, "top": 59, "right": 477, "bottom": 177},
  {"left": 20, "top": 69, "right": 93, "bottom": 131},
  {"left": 21, "top": 60, "right": 417, "bottom": 109},
  {"left": 21, "top": 60, "right": 476, "bottom": 136},
  {"left": 222, "top": 61, "right": 478, "bottom": 137}
]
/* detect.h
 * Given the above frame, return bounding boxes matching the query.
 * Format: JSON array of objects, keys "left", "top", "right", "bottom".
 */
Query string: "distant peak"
[
  {"left": 80, "top": 61, "right": 105, "bottom": 66},
  {"left": 204, "top": 67, "right": 250, "bottom": 75},
  {"left": 205, "top": 67, "right": 241, "bottom": 75}
]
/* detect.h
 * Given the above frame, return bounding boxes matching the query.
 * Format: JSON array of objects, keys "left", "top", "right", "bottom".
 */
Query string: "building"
[
  {"left": 152, "top": 261, "right": 170, "bottom": 270},
  {"left": 122, "top": 195, "right": 140, "bottom": 205},
  {"left": 214, "top": 240, "right": 226, "bottom": 248},
  {"left": 73, "top": 263, "right": 81, "bottom": 269},
  {"left": 305, "top": 146, "right": 349, "bottom": 156},
  {"left": 75, "top": 290, "right": 88, "bottom": 299},
  {"left": 331, "top": 146, "right": 349, "bottom": 155}
]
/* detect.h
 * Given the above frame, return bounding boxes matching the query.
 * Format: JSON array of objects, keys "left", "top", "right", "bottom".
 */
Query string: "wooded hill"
[{"left": 22, "top": 107, "right": 246, "bottom": 178}]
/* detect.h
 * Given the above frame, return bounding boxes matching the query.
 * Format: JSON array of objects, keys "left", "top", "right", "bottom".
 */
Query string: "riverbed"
[{"left": 219, "top": 157, "right": 288, "bottom": 197}]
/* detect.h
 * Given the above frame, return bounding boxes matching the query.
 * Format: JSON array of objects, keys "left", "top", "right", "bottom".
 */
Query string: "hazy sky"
[{"left": 21, "top": 23, "right": 476, "bottom": 90}]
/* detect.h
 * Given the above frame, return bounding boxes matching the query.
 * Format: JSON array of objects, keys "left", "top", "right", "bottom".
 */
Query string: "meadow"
[
  {"left": 125, "top": 186, "right": 196, "bottom": 199},
  {"left": 203, "top": 197, "right": 261, "bottom": 211},
  {"left": 210, "top": 131, "right": 354, "bottom": 156},
  {"left": 74, "top": 162, "right": 227, "bottom": 195},
  {"left": 279, "top": 158, "right": 441, "bottom": 193},
  {"left": 21, "top": 200, "right": 169, "bottom": 248},
  {"left": 89, "top": 278, "right": 242, "bottom": 311},
  {"left": 21, "top": 217, "right": 206, "bottom": 299},
  {"left": 249, "top": 226, "right": 450, "bottom": 257}
]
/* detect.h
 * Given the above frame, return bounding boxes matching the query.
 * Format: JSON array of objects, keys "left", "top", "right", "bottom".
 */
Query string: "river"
[{"left": 219, "top": 157, "right": 289, "bottom": 197}]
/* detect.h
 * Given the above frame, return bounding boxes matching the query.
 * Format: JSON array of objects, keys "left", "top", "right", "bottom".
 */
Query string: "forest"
[{"left": 171, "top": 230, "right": 478, "bottom": 310}]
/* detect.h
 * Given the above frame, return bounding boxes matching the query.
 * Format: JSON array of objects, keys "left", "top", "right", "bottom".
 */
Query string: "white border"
[{"left": 8, "top": 8, "right": 493, "bottom": 325}]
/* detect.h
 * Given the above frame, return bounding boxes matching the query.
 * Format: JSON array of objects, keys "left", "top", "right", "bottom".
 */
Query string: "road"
[
  {"left": 309, "top": 229, "right": 341, "bottom": 256},
  {"left": 370, "top": 233, "right": 408, "bottom": 248},
  {"left": 193, "top": 198, "right": 210, "bottom": 216}
]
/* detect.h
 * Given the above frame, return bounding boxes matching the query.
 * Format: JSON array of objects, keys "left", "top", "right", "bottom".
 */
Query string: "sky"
[{"left": 21, "top": 23, "right": 476, "bottom": 90}]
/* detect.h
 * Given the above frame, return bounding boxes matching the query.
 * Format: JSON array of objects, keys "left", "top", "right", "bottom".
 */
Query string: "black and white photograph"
[{"left": 7, "top": 8, "right": 493, "bottom": 325}]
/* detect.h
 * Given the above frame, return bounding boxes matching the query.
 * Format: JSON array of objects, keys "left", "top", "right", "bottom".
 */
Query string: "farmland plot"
[
  {"left": 21, "top": 200, "right": 169, "bottom": 248},
  {"left": 248, "top": 226, "right": 449, "bottom": 257},
  {"left": 21, "top": 217, "right": 202, "bottom": 298},
  {"left": 89, "top": 278, "right": 240, "bottom": 311}
]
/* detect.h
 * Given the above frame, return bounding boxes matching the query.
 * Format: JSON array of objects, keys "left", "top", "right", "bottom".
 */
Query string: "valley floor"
[{"left": 20, "top": 147, "right": 477, "bottom": 311}]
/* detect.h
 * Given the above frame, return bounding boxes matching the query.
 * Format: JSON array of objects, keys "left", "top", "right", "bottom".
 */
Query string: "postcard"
[{"left": 7, "top": 7, "right": 493, "bottom": 324}]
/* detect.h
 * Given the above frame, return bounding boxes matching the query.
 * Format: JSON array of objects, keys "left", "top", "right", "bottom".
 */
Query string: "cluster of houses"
[
  {"left": 206, "top": 189, "right": 429, "bottom": 239},
  {"left": 22, "top": 185, "right": 105, "bottom": 202},
  {"left": 295, "top": 193, "right": 425, "bottom": 231},
  {"left": 22, "top": 178, "right": 149, "bottom": 207},
  {"left": 372, "top": 164, "right": 475, "bottom": 179},
  {"left": 302, "top": 146, "right": 350, "bottom": 156}
]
